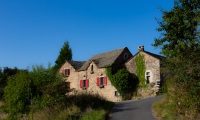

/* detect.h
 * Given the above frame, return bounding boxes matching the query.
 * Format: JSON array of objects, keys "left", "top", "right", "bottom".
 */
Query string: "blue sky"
[{"left": 0, "top": 0, "right": 173, "bottom": 69}]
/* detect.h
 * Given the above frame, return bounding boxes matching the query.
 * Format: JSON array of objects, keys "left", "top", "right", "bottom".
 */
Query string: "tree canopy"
[
  {"left": 153, "top": 0, "right": 200, "bottom": 118},
  {"left": 54, "top": 41, "right": 72, "bottom": 71}
]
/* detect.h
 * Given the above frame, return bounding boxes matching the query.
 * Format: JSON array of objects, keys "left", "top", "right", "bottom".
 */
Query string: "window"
[
  {"left": 146, "top": 71, "right": 151, "bottom": 84},
  {"left": 90, "top": 65, "right": 94, "bottom": 74},
  {"left": 156, "top": 80, "right": 160, "bottom": 86},
  {"left": 124, "top": 53, "right": 129, "bottom": 60},
  {"left": 114, "top": 91, "right": 119, "bottom": 96},
  {"left": 80, "top": 79, "right": 89, "bottom": 89},
  {"left": 62, "top": 68, "right": 70, "bottom": 76},
  {"left": 96, "top": 76, "right": 107, "bottom": 88}
]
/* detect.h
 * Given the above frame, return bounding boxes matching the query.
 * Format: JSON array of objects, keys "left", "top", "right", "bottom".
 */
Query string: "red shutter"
[
  {"left": 80, "top": 80, "right": 82, "bottom": 88},
  {"left": 96, "top": 77, "right": 100, "bottom": 86},
  {"left": 104, "top": 77, "right": 107, "bottom": 85},
  {"left": 86, "top": 79, "right": 89, "bottom": 88},
  {"left": 62, "top": 69, "right": 64, "bottom": 74}
]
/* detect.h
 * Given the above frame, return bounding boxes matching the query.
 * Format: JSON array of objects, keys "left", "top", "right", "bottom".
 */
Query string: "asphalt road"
[{"left": 109, "top": 95, "right": 164, "bottom": 120}]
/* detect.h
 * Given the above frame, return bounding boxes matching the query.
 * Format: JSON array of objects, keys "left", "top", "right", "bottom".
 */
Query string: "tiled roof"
[
  {"left": 68, "top": 61, "right": 85, "bottom": 70},
  {"left": 79, "top": 47, "right": 127, "bottom": 71}
]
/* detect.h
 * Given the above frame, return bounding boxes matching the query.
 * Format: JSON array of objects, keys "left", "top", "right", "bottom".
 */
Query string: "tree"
[
  {"left": 54, "top": 41, "right": 72, "bottom": 71},
  {"left": 4, "top": 65, "right": 66, "bottom": 117},
  {"left": 0, "top": 67, "right": 21, "bottom": 99},
  {"left": 153, "top": 0, "right": 200, "bottom": 118}
]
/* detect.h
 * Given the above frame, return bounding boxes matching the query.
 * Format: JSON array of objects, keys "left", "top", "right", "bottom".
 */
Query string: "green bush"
[
  {"left": 106, "top": 66, "right": 139, "bottom": 100},
  {"left": 4, "top": 65, "right": 66, "bottom": 118}
]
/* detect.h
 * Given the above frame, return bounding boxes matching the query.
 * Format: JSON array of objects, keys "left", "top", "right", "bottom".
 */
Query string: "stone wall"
[
  {"left": 125, "top": 51, "right": 161, "bottom": 97},
  {"left": 60, "top": 61, "right": 121, "bottom": 102}
]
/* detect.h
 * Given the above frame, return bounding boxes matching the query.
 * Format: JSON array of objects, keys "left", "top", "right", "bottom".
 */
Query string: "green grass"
[{"left": 80, "top": 110, "right": 106, "bottom": 120}]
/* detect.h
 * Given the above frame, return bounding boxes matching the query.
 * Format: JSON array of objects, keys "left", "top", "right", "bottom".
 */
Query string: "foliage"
[
  {"left": 80, "top": 110, "right": 106, "bottom": 120},
  {"left": 0, "top": 67, "right": 22, "bottom": 99},
  {"left": 106, "top": 66, "right": 139, "bottom": 100},
  {"left": 54, "top": 41, "right": 72, "bottom": 71},
  {"left": 135, "top": 54, "right": 146, "bottom": 87},
  {"left": 153, "top": 0, "right": 200, "bottom": 118},
  {"left": 31, "top": 94, "right": 114, "bottom": 120},
  {"left": 4, "top": 65, "right": 66, "bottom": 118},
  {"left": 4, "top": 71, "right": 30, "bottom": 114}
]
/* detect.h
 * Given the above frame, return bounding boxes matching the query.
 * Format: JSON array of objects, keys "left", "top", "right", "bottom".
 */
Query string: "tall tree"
[
  {"left": 153, "top": 0, "right": 200, "bottom": 118},
  {"left": 54, "top": 41, "right": 72, "bottom": 71}
]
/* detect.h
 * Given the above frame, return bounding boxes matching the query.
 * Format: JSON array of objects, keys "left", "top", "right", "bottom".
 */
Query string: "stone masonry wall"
[{"left": 60, "top": 61, "right": 122, "bottom": 102}]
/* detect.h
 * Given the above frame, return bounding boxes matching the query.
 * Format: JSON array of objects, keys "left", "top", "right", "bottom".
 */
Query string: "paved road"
[{"left": 109, "top": 95, "right": 164, "bottom": 120}]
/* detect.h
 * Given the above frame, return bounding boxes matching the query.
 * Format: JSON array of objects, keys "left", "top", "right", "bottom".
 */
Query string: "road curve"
[{"left": 109, "top": 95, "right": 164, "bottom": 120}]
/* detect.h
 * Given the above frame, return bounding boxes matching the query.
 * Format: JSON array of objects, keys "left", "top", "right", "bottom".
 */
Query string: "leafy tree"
[
  {"left": 0, "top": 67, "right": 21, "bottom": 99},
  {"left": 153, "top": 0, "right": 200, "bottom": 118},
  {"left": 4, "top": 65, "right": 66, "bottom": 117},
  {"left": 54, "top": 41, "right": 72, "bottom": 71}
]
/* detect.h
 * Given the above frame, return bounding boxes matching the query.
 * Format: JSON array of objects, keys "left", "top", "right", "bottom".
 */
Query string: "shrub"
[{"left": 106, "top": 66, "right": 139, "bottom": 100}]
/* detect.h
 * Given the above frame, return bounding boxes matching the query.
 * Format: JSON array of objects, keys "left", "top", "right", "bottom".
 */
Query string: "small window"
[
  {"left": 80, "top": 79, "right": 89, "bottom": 90},
  {"left": 96, "top": 76, "right": 107, "bottom": 88},
  {"left": 145, "top": 71, "right": 151, "bottom": 84},
  {"left": 124, "top": 53, "right": 129, "bottom": 60},
  {"left": 100, "top": 77, "right": 104, "bottom": 86},
  {"left": 90, "top": 65, "right": 94, "bottom": 74},
  {"left": 114, "top": 91, "right": 119, "bottom": 96},
  {"left": 156, "top": 80, "right": 160, "bottom": 86},
  {"left": 62, "top": 68, "right": 70, "bottom": 76}
]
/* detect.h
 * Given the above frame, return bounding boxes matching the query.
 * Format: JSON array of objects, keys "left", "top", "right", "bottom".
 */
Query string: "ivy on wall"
[
  {"left": 106, "top": 66, "right": 138, "bottom": 100},
  {"left": 135, "top": 54, "right": 146, "bottom": 87}
]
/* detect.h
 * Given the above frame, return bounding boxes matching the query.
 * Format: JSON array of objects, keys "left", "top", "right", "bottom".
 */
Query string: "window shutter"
[
  {"left": 80, "top": 80, "right": 82, "bottom": 88},
  {"left": 96, "top": 77, "right": 100, "bottom": 86},
  {"left": 62, "top": 69, "right": 65, "bottom": 74},
  {"left": 104, "top": 77, "right": 107, "bottom": 85},
  {"left": 86, "top": 79, "right": 89, "bottom": 88}
]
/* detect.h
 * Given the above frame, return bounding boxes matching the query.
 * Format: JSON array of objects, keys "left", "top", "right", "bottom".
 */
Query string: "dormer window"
[
  {"left": 62, "top": 68, "right": 70, "bottom": 76},
  {"left": 90, "top": 65, "right": 94, "bottom": 74}
]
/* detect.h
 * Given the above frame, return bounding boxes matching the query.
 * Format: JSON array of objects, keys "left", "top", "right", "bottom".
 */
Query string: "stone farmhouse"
[{"left": 59, "top": 46, "right": 165, "bottom": 101}]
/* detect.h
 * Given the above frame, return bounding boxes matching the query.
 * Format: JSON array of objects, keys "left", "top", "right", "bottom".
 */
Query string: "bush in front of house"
[{"left": 106, "top": 66, "right": 139, "bottom": 100}]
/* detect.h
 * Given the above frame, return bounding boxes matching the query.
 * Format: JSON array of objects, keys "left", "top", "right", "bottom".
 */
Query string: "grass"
[
  {"left": 152, "top": 97, "right": 180, "bottom": 120},
  {"left": 80, "top": 110, "right": 107, "bottom": 120},
  {"left": 0, "top": 94, "right": 114, "bottom": 120}
]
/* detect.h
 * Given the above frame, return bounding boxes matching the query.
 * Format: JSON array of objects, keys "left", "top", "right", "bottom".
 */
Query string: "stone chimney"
[{"left": 138, "top": 46, "right": 144, "bottom": 51}]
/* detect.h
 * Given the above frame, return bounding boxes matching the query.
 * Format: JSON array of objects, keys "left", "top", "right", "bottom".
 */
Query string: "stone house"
[
  {"left": 60, "top": 46, "right": 164, "bottom": 101},
  {"left": 125, "top": 46, "right": 165, "bottom": 97}
]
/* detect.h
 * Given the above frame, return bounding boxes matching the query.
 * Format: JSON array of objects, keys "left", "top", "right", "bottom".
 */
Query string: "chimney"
[{"left": 138, "top": 46, "right": 144, "bottom": 51}]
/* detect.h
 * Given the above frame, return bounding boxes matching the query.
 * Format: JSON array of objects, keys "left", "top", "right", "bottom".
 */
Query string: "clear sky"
[{"left": 0, "top": 0, "right": 173, "bottom": 69}]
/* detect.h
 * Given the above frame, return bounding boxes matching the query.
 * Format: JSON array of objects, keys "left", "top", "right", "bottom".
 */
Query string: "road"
[{"left": 109, "top": 95, "right": 164, "bottom": 120}]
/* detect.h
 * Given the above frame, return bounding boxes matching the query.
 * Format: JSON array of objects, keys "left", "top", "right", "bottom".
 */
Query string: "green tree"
[
  {"left": 153, "top": 0, "right": 200, "bottom": 118},
  {"left": 4, "top": 65, "right": 66, "bottom": 117},
  {"left": 54, "top": 41, "right": 72, "bottom": 71},
  {"left": 4, "top": 71, "right": 31, "bottom": 114},
  {"left": 0, "top": 67, "right": 21, "bottom": 99}
]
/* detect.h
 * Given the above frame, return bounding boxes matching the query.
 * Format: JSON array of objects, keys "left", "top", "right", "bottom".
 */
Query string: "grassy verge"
[
  {"left": 152, "top": 97, "right": 180, "bottom": 120},
  {"left": 1, "top": 94, "right": 114, "bottom": 120}
]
